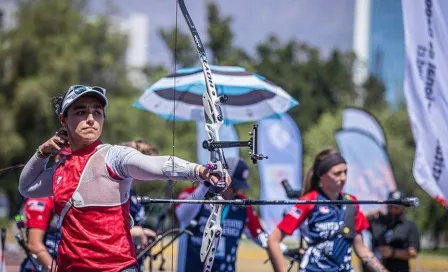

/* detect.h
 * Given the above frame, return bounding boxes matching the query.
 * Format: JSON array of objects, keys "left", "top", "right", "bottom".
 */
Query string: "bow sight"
[{"left": 202, "top": 122, "right": 269, "bottom": 165}]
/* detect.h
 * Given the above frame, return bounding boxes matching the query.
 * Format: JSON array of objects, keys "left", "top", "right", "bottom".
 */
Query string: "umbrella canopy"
[{"left": 133, "top": 66, "right": 298, "bottom": 124}]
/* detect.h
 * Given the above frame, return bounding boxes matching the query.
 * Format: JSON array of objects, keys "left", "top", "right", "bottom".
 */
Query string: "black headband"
[{"left": 314, "top": 153, "right": 346, "bottom": 177}]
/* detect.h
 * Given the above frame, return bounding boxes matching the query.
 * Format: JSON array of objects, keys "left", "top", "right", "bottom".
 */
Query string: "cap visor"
[{"left": 79, "top": 91, "right": 108, "bottom": 107}]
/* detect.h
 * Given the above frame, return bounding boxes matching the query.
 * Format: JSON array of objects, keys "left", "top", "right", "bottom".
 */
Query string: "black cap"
[
  {"left": 388, "top": 190, "right": 406, "bottom": 201},
  {"left": 226, "top": 157, "right": 251, "bottom": 190}
]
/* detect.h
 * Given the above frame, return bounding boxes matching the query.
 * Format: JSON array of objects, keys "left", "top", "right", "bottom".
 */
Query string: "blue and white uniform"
[
  {"left": 278, "top": 189, "right": 370, "bottom": 272},
  {"left": 175, "top": 185, "right": 265, "bottom": 272}
]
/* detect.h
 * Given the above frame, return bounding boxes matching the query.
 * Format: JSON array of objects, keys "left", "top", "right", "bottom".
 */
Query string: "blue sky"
[{"left": 89, "top": 0, "right": 355, "bottom": 66}]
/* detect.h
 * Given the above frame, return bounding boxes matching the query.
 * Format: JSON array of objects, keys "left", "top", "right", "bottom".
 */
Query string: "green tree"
[
  {"left": 0, "top": 0, "right": 138, "bottom": 216},
  {"left": 159, "top": 27, "right": 197, "bottom": 68},
  {"left": 254, "top": 37, "right": 356, "bottom": 131},
  {"left": 302, "top": 110, "right": 342, "bottom": 171},
  {"left": 205, "top": 2, "right": 252, "bottom": 67},
  {"left": 363, "top": 75, "right": 386, "bottom": 109}
]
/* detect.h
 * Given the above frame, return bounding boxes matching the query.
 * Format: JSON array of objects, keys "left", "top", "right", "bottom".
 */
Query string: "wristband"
[
  {"left": 194, "top": 165, "right": 209, "bottom": 186},
  {"left": 36, "top": 147, "right": 50, "bottom": 158},
  {"left": 195, "top": 165, "right": 201, "bottom": 180}
]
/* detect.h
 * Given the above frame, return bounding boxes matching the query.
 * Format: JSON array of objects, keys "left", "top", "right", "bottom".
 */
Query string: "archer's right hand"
[{"left": 38, "top": 135, "right": 68, "bottom": 156}]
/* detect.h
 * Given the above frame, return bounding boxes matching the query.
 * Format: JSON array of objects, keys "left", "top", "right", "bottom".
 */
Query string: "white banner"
[
  {"left": 337, "top": 108, "right": 396, "bottom": 212},
  {"left": 258, "top": 114, "right": 302, "bottom": 234},
  {"left": 402, "top": 0, "right": 448, "bottom": 208},
  {"left": 336, "top": 129, "right": 396, "bottom": 212},
  {"left": 342, "top": 107, "right": 386, "bottom": 147}
]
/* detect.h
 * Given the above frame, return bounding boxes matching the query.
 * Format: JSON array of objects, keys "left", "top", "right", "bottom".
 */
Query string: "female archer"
[
  {"left": 267, "top": 149, "right": 388, "bottom": 272},
  {"left": 18, "top": 85, "right": 230, "bottom": 272}
]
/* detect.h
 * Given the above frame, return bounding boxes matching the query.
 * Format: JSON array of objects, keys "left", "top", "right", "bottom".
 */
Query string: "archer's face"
[
  {"left": 60, "top": 96, "right": 104, "bottom": 148},
  {"left": 320, "top": 163, "right": 347, "bottom": 193}
]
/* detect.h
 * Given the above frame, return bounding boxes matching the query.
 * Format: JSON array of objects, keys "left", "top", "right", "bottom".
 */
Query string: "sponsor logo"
[
  {"left": 287, "top": 206, "right": 302, "bottom": 219},
  {"left": 268, "top": 123, "right": 291, "bottom": 149},
  {"left": 432, "top": 140, "right": 444, "bottom": 183},
  {"left": 194, "top": 35, "right": 202, "bottom": 49},
  {"left": 242, "top": 169, "right": 249, "bottom": 179},
  {"left": 319, "top": 206, "right": 330, "bottom": 214}
]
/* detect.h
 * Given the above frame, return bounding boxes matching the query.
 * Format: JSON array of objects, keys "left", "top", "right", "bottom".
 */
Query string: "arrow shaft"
[{"left": 138, "top": 197, "right": 419, "bottom": 207}]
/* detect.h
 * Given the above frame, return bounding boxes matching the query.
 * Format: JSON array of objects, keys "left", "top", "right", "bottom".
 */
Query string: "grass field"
[
  {"left": 137, "top": 239, "right": 448, "bottom": 272},
  {"left": 5, "top": 233, "right": 448, "bottom": 272}
]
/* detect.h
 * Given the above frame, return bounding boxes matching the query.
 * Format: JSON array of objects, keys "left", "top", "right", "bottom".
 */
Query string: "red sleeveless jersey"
[{"left": 53, "top": 141, "right": 136, "bottom": 272}]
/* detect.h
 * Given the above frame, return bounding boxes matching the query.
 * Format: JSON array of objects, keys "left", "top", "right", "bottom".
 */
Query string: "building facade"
[
  {"left": 353, "top": 0, "right": 405, "bottom": 108},
  {"left": 0, "top": 0, "right": 17, "bottom": 32}
]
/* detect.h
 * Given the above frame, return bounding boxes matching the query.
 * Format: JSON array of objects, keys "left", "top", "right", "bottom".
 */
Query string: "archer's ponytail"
[
  {"left": 301, "top": 167, "right": 320, "bottom": 196},
  {"left": 301, "top": 148, "right": 339, "bottom": 196}
]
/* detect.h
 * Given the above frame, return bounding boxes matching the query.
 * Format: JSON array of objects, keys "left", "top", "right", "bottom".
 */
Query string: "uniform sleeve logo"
[
  {"left": 27, "top": 200, "right": 45, "bottom": 212},
  {"left": 287, "top": 206, "right": 302, "bottom": 219}
]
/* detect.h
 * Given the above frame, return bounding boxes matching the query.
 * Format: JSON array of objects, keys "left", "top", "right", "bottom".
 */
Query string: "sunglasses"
[
  {"left": 68, "top": 85, "right": 106, "bottom": 96},
  {"left": 56, "top": 85, "right": 107, "bottom": 115}
]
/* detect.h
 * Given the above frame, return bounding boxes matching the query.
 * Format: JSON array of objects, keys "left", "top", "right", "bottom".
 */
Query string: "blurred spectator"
[
  {"left": 175, "top": 157, "right": 267, "bottom": 272},
  {"left": 21, "top": 197, "right": 58, "bottom": 272},
  {"left": 366, "top": 190, "right": 420, "bottom": 272}
]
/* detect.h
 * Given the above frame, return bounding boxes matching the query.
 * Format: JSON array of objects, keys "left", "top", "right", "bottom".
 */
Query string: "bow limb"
[
  {"left": 200, "top": 196, "right": 223, "bottom": 266},
  {"left": 177, "top": 0, "right": 226, "bottom": 270},
  {"left": 176, "top": 0, "right": 227, "bottom": 179},
  {"left": 0, "top": 164, "right": 25, "bottom": 180},
  {"left": 0, "top": 164, "right": 25, "bottom": 173}
]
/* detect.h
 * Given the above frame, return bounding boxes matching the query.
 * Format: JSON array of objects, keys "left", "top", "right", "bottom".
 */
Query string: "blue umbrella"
[{"left": 133, "top": 65, "right": 298, "bottom": 124}]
